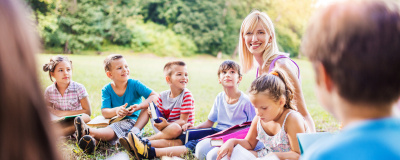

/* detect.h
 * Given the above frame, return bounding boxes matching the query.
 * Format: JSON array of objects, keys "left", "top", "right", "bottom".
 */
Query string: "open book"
[
  {"left": 86, "top": 115, "right": 126, "bottom": 127},
  {"left": 148, "top": 101, "right": 163, "bottom": 123},
  {"left": 178, "top": 128, "right": 220, "bottom": 144},
  {"left": 220, "top": 144, "right": 279, "bottom": 160},
  {"left": 87, "top": 106, "right": 132, "bottom": 127},
  {"left": 51, "top": 113, "right": 82, "bottom": 123}
]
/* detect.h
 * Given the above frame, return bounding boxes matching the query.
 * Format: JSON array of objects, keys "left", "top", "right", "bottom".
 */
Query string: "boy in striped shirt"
[{"left": 120, "top": 61, "right": 195, "bottom": 156}]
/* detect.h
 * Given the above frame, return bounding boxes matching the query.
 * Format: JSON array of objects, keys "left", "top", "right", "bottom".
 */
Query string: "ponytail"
[{"left": 248, "top": 69, "right": 296, "bottom": 110}]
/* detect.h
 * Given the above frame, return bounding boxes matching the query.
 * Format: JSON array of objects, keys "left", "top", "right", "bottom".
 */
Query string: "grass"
[{"left": 37, "top": 53, "right": 339, "bottom": 159}]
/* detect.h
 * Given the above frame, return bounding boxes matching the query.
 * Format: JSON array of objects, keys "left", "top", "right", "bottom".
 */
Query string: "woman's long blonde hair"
[{"left": 239, "top": 10, "right": 283, "bottom": 73}]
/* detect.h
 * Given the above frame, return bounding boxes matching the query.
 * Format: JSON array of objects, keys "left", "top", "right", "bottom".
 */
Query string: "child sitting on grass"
[
  {"left": 121, "top": 60, "right": 257, "bottom": 160},
  {"left": 300, "top": 0, "right": 400, "bottom": 159},
  {"left": 121, "top": 60, "right": 195, "bottom": 144},
  {"left": 216, "top": 69, "right": 308, "bottom": 160},
  {"left": 74, "top": 54, "right": 157, "bottom": 154},
  {"left": 43, "top": 56, "right": 91, "bottom": 137},
  {"left": 119, "top": 60, "right": 195, "bottom": 158}
]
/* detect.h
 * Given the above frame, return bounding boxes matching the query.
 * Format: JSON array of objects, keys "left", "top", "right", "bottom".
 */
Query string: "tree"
[{"left": 36, "top": 0, "right": 142, "bottom": 53}]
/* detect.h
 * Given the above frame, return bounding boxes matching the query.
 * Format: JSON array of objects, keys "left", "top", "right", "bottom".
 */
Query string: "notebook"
[
  {"left": 148, "top": 101, "right": 163, "bottom": 123},
  {"left": 178, "top": 128, "right": 219, "bottom": 144},
  {"left": 210, "top": 127, "right": 250, "bottom": 146},
  {"left": 51, "top": 114, "right": 82, "bottom": 123}
]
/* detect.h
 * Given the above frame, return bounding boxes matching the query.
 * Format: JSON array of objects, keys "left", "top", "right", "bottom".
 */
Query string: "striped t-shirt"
[{"left": 157, "top": 88, "right": 195, "bottom": 124}]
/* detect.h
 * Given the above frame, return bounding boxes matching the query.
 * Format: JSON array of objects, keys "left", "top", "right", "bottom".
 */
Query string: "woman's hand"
[{"left": 216, "top": 139, "right": 236, "bottom": 160}]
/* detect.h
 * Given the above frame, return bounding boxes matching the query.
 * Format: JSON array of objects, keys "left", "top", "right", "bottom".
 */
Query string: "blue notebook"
[
  {"left": 148, "top": 101, "right": 163, "bottom": 123},
  {"left": 179, "top": 128, "right": 220, "bottom": 144},
  {"left": 297, "top": 132, "right": 333, "bottom": 155}
]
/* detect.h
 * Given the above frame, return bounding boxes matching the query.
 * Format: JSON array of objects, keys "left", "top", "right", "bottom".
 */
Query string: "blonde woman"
[{"left": 239, "top": 10, "right": 315, "bottom": 132}]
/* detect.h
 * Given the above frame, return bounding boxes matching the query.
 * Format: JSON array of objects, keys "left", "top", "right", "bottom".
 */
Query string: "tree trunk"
[
  {"left": 64, "top": 40, "right": 70, "bottom": 54},
  {"left": 217, "top": 51, "right": 222, "bottom": 59},
  {"left": 231, "top": 44, "right": 238, "bottom": 59}
]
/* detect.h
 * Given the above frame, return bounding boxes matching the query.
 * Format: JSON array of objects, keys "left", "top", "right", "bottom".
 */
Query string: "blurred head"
[
  {"left": 164, "top": 61, "right": 188, "bottom": 90},
  {"left": 217, "top": 60, "right": 242, "bottom": 87},
  {"left": 302, "top": 0, "right": 400, "bottom": 111},
  {"left": 248, "top": 69, "right": 295, "bottom": 121},
  {"left": 43, "top": 56, "right": 73, "bottom": 83},
  {"left": 104, "top": 54, "right": 129, "bottom": 82},
  {"left": 239, "top": 10, "right": 280, "bottom": 73},
  {"left": 0, "top": 0, "right": 59, "bottom": 159}
]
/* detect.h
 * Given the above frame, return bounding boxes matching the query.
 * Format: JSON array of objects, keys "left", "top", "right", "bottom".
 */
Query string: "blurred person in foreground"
[
  {"left": 301, "top": 0, "right": 400, "bottom": 159},
  {"left": 0, "top": 0, "right": 60, "bottom": 159}
]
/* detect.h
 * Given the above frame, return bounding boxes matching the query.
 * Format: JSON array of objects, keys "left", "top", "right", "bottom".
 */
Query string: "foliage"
[
  {"left": 31, "top": 0, "right": 316, "bottom": 57},
  {"left": 36, "top": 0, "right": 141, "bottom": 53},
  {"left": 139, "top": 0, "right": 316, "bottom": 57},
  {"left": 252, "top": 0, "right": 316, "bottom": 57},
  {"left": 141, "top": 0, "right": 231, "bottom": 55},
  {"left": 132, "top": 21, "right": 197, "bottom": 57}
]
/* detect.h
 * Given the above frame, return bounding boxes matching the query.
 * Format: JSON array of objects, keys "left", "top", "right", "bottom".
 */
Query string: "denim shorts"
[{"left": 185, "top": 139, "right": 200, "bottom": 153}]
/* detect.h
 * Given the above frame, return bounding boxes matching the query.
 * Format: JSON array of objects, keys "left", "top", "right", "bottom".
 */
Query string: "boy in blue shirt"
[
  {"left": 74, "top": 54, "right": 157, "bottom": 154},
  {"left": 301, "top": 0, "right": 400, "bottom": 159}
]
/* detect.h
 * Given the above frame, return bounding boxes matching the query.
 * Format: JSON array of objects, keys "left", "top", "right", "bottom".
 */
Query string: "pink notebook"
[
  {"left": 200, "top": 121, "right": 251, "bottom": 140},
  {"left": 212, "top": 127, "right": 249, "bottom": 142},
  {"left": 200, "top": 121, "right": 251, "bottom": 146}
]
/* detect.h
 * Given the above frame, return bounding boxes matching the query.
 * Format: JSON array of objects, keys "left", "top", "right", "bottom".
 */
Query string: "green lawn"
[{"left": 37, "top": 53, "right": 338, "bottom": 159}]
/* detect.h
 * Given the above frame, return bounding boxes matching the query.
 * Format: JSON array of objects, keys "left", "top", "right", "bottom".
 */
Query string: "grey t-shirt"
[{"left": 208, "top": 91, "right": 256, "bottom": 130}]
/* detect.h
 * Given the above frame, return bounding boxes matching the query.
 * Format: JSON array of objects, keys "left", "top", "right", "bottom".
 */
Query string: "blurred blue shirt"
[{"left": 301, "top": 117, "right": 400, "bottom": 160}]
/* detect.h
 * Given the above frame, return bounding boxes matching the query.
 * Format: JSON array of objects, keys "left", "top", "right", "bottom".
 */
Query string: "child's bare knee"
[
  {"left": 166, "top": 123, "right": 183, "bottom": 137},
  {"left": 81, "top": 114, "right": 91, "bottom": 123}
]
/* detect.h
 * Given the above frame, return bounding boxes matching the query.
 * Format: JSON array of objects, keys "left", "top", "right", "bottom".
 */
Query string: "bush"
[{"left": 132, "top": 21, "right": 197, "bottom": 57}]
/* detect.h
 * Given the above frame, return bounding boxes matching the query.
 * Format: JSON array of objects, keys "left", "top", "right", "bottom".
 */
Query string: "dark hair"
[
  {"left": 218, "top": 60, "right": 243, "bottom": 78},
  {"left": 104, "top": 54, "right": 124, "bottom": 72},
  {"left": 164, "top": 61, "right": 186, "bottom": 76},
  {"left": 43, "top": 55, "right": 72, "bottom": 82},
  {"left": 248, "top": 69, "right": 295, "bottom": 110},
  {"left": 302, "top": 0, "right": 400, "bottom": 105},
  {"left": 0, "top": 0, "right": 60, "bottom": 159}
]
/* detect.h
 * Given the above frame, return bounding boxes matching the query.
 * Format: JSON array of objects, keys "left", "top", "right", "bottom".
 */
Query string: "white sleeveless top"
[{"left": 256, "top": 110, "right": 298, "bottom": 157}]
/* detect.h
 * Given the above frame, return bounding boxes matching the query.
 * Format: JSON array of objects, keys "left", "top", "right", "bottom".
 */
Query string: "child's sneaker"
[
  {"left": 119, "top": 137, "right": 135, "bottom": 158},
  {"left": 74, "top": 116, "right": 90, "bottom": 141},
  {"left": 119, "top": 132, "right": 155, "bottom": 159},
  {"left": 78, "top": 135, "right": 96, "bottom": 154}
]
